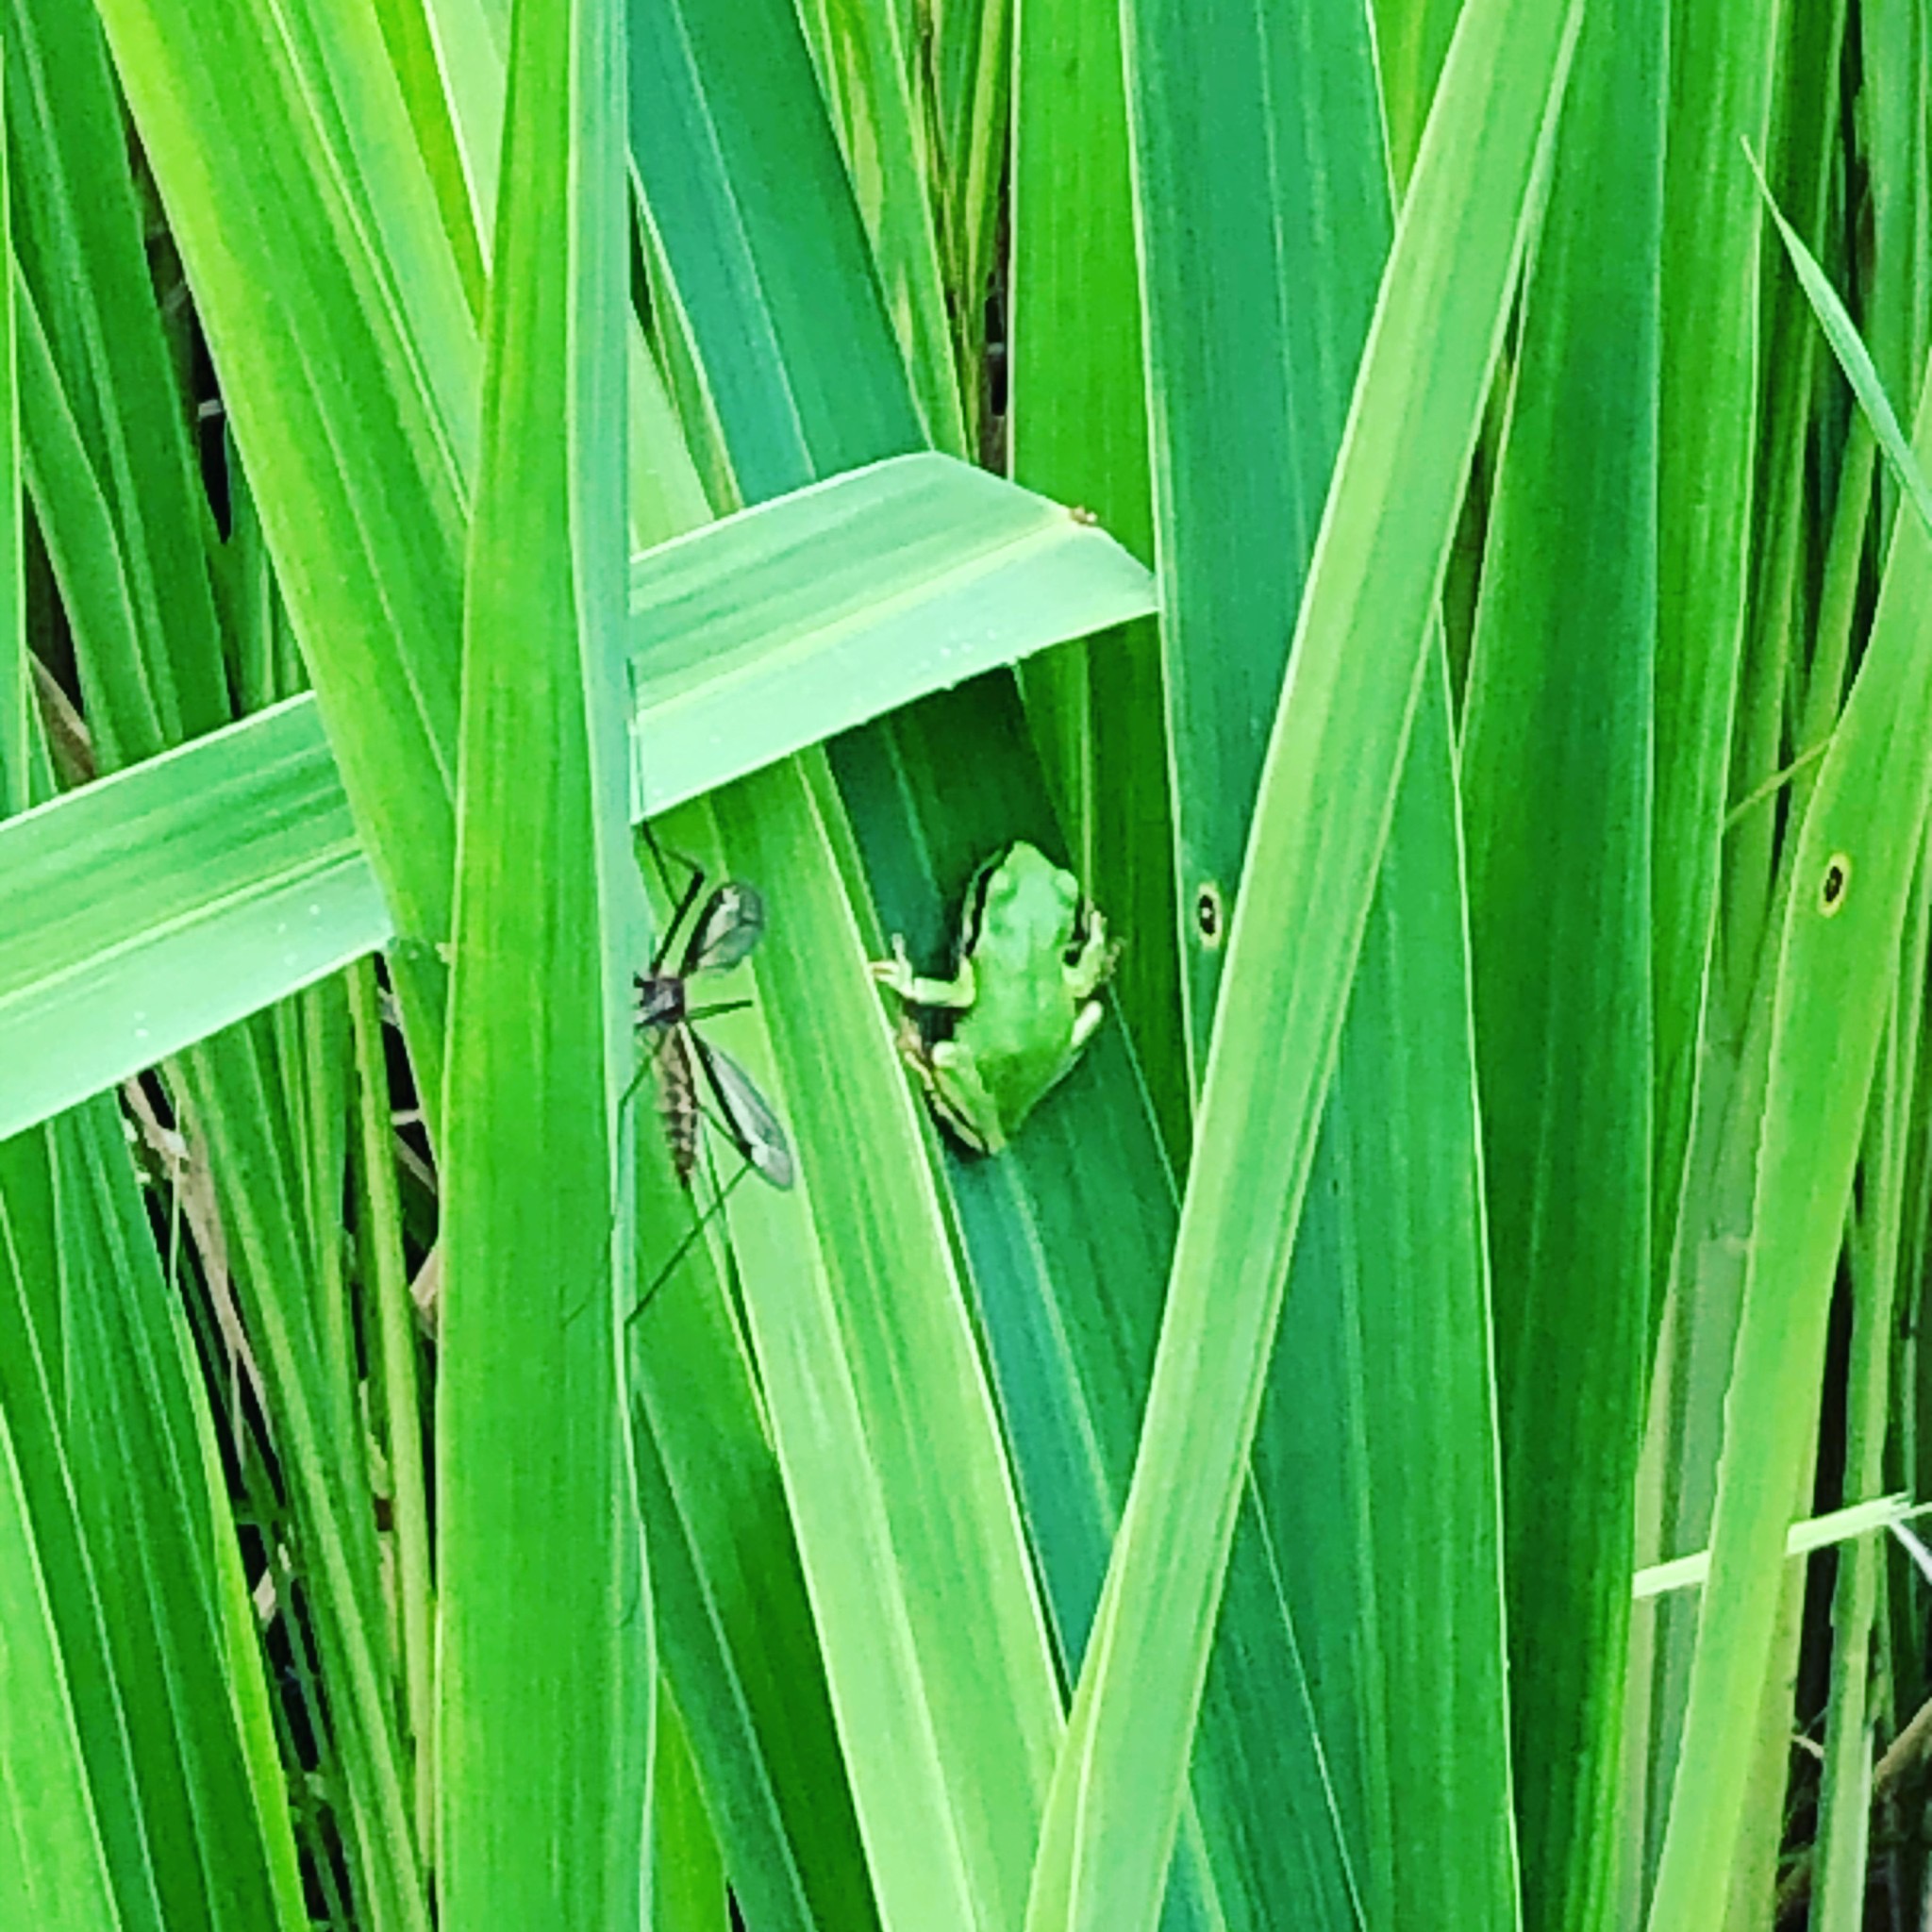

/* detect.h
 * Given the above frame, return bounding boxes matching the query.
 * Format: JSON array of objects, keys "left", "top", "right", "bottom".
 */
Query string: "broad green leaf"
[
  {"left": 1008, "top": 0, "right": 1181, "bottom": 1159},
  {"left": 1024, "top": 1, "right": 1584, "bottom": 1923},
  {"left": 0, "top": 697, "right": 386, "bottom": 1144},
  {"left": 626, "top": 0, "right": 924, "bottom": 499},
  {"left": 1258, "top": 665, "right": 1517, "bottom": 1932},
  {"left": 0, "top": 454, "right": 1152, "bottom": 1142},
  {"left": 1121, "top": 0, "right": 1389, "bottom": 1080},
  {"left": 708, "top": 758, "right": 1062, "bottom": 1932},
  {"left": 436, "top": 0, "right": 646, "bottom": 1920},
  {"left": 1459, "top": 1, "right": 1663, "bottom": 1922},
  {"left": 834, "top": 666, "right": 1371, "bottom": 1932},
  {"left": 627, "top": 456, "right": 1154, "bottom": 811}
]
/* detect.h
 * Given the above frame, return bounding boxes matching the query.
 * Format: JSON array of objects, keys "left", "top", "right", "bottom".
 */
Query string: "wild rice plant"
[{"left": 2, "top": 2, "right": 1927, "bottom": 1930}]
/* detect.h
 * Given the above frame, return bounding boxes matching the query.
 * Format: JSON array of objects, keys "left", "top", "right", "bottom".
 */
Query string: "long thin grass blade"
[
  {"left": 92, "top": 0, "right": 476, "bottom": 1108},
  {"left": 793, "top": 0, "right": 969, "bottom": 456},
  {"left": 1649, "top": 0, "right": 1778, "bottom": 1294},
  {"left": 0, "top": 60, "right": 140, "bottom": 1925},
  {"left": 5, "top": 0, "right": 231, "bottom": 765},
  {"left": 0, "top": 1390, "right": 124, "bottom": 1929},
  {"left": 630, "top": 1279, "right": 882, "bottom": 1932},
  {"left": 1813, "top": 843, "right": 1931, "bottom": 1926},
  {"left": 1644, "top": 181, "right": 1932, "bottom": 1932}
]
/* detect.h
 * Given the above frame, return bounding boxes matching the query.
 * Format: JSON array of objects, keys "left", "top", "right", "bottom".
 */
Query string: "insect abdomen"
[{"left": 658, "top": 1026, "right": 701, "bottom": 1187}]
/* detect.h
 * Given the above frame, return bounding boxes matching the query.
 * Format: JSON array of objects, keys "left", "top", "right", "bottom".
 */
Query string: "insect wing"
[
  {"left": 692, "top": 1037, "right": 794, "bottom": 1189},
  {"left": 680, "top": 882, "right": 766, "bottom": 978}
]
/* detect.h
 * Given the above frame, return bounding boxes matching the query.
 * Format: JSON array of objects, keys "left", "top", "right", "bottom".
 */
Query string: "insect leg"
[
  {"left": 561, "top": 1024, "right": 681, "bottom": 1331},
  {"left": 681, "top": 998, "right": 754, "bottom": 1024},
  {"left": 644, "top": 842, "right": 708, "bottom": 978},
  {"left": 625, "top": 1157, "right": 755, "bottom": 1336},
  {"left": 635, "top": 809, "right": 714, "bottom": 933}
]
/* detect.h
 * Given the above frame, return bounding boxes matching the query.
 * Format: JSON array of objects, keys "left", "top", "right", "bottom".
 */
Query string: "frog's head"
[{"left": 973, "top": 841, "right": 1082, "bottom": 956}]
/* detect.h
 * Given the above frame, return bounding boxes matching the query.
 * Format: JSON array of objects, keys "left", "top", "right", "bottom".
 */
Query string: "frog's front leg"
[
  {"left": 871, "top": 935, "right": 977, "bottom": 1010},
  {"left": 1066, "top": 908, "right": 1120, "bottom": 1001}
]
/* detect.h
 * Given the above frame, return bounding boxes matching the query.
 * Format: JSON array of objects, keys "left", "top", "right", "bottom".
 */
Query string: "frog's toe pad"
[{"left": 870, "top": 939, "right": 919, "bottom": 999}]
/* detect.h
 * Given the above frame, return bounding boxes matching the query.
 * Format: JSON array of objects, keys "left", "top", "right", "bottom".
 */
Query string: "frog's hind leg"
[
  {"left": 925, "top": 1041, "right": 1005, "bottom": 1155},
  {"left": 891, "top": 1010, "right": 929, "bottom": 1067},
  {"left": 888, "top": 1012, "right": 951, "bottom": 1112}
]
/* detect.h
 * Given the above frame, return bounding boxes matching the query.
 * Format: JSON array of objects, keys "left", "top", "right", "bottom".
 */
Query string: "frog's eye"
[{"left": 986, "top": 862, "right": 1021, "bottom": 903}]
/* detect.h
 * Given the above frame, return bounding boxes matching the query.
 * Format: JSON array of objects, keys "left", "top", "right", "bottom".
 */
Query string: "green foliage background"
[{"left": 2, "top": 1, "right": 1929, "bottom": 1930}]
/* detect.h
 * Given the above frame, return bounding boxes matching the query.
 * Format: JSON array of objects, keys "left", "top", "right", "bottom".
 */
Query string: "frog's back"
[{"left": 970, "top": 944, "right": 1081, "bottom": 1124}]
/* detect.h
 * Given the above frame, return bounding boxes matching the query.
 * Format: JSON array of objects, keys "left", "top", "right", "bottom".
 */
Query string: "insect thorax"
[{"left": 635, "top": 972, "right": 686, "bottom": 1029}]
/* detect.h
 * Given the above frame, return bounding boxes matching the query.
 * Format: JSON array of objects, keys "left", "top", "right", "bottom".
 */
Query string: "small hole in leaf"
[
  {"left": 1820, "top": 855, "right": 1851, "bottom": 915},
  {"left": 1195, "top": 883, "right": 1225, "bottom": 948}
]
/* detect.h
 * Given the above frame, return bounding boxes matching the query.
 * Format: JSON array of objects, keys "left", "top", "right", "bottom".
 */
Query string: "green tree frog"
[{"left": 870, "top": 841, "right": 1119, "bottom": 1154}]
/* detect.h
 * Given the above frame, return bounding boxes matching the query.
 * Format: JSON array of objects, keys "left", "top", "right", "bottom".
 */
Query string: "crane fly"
[{"left": 634, "top": 867, "right": 794, "bottom": 1192}]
